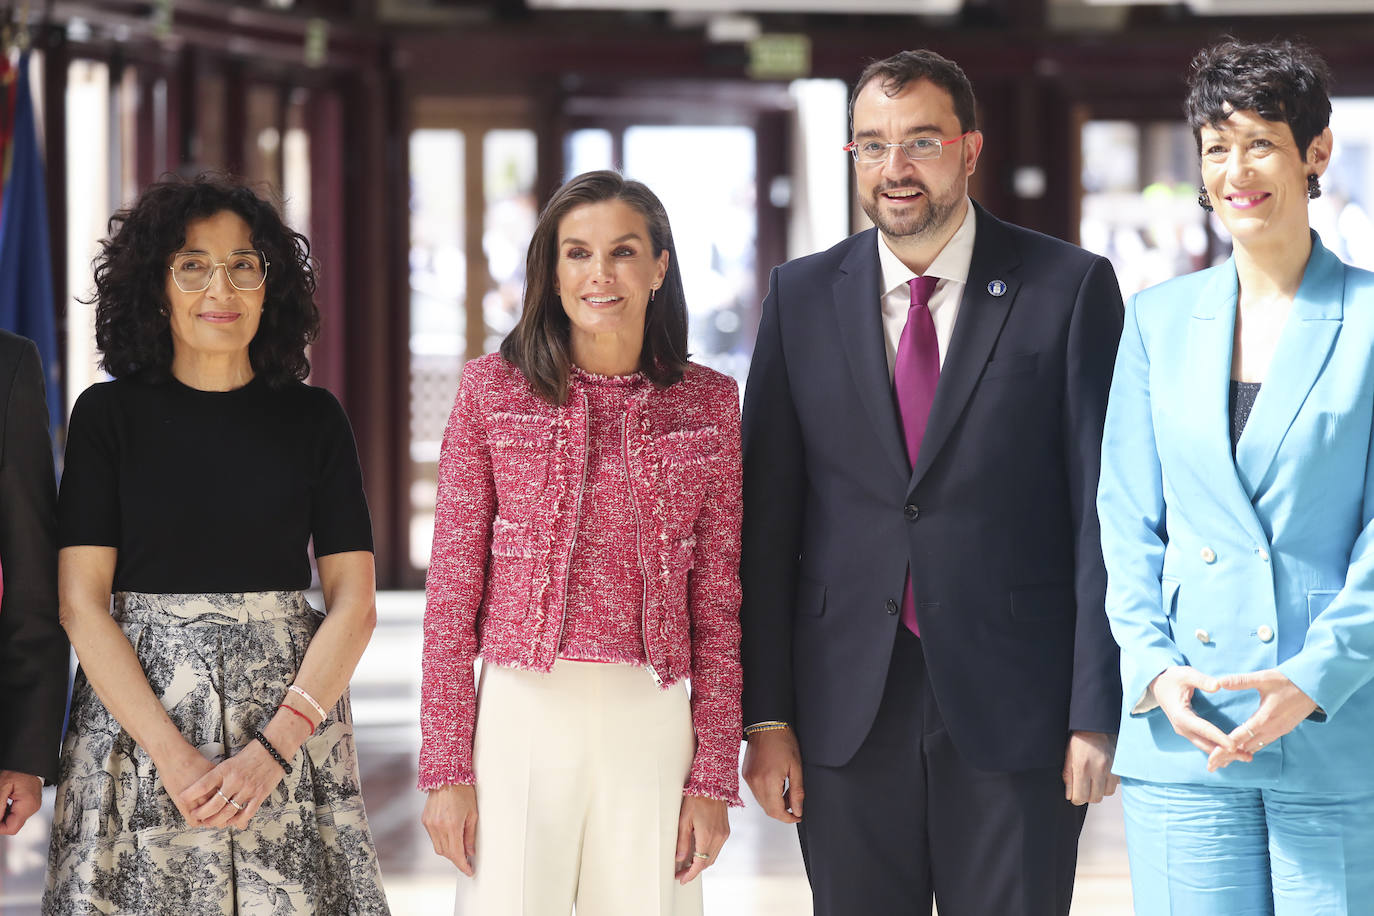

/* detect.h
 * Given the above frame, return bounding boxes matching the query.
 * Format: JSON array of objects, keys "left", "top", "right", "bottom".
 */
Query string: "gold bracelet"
[{"left": 744, "top": 721, "right": 790, "bottom": 737}]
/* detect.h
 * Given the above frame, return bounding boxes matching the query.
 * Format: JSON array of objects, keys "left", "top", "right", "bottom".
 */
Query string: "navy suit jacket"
[
  {"left": 0, "top": 330, "right": 67, "bottom": 783},
  {"left": 741, "top": 203, "right": 1124, "bottom": 771}
]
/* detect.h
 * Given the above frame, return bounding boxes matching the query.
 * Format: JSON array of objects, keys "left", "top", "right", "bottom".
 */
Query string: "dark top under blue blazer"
[{"left": 740, "top": 203, "right": 1125, "bottom": 771}]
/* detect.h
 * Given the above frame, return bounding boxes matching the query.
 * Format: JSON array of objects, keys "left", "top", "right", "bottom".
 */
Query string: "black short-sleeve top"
[{"left": 59, "top": 375, "right": 373, "bottom": 594}]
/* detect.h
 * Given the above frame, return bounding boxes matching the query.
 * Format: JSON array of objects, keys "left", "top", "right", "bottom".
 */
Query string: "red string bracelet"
[{"left": 278, "top": 702, "right": 317, "bottom": 731}]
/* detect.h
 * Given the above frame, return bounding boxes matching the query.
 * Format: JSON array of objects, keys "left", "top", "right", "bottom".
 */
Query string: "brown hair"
[
  {"left": 850, "top": 49, "right": 978, "bottom": 135},
  {"left": 500, "top": 170, "right": 689, "bottom": 405}
]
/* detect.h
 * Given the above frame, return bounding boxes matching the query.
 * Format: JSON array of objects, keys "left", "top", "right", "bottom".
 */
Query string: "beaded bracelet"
[
  {"left": 252, "top": 729, "right": 293, "bottom": 775},
  {"left": 744, "top": 721, "right": 791, "bottom": 737},
  {"left": 278, "top": 702, "right": 316, "bottom": 730},
  {"left": 288, "top": 684, "right": 328, "bottom": 722}
]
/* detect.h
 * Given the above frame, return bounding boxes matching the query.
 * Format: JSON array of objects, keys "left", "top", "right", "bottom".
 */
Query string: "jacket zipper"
[
  {"left": 623, "top": 406, "right": 661, "bottom": 686},
  {"left": 556, "top": 392, "right": 591, "bottom": 660}
]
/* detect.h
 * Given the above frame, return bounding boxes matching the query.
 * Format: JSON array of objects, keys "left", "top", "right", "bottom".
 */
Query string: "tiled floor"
[{"left": 0, "top": 592, "right": 1135, "bottom": 915}]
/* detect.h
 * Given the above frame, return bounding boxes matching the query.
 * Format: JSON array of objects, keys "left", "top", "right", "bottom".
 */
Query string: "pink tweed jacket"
[{"left": 419, "top": 353, "right": 744, "bottom": 804}]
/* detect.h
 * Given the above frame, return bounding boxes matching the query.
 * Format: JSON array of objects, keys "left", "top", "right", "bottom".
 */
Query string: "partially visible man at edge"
[
  {"left": 0, "top": 329, "right": 67, "bottom": 834},
  {"left": 740, "top": 49, "right": 1124, "bottom": 915}
]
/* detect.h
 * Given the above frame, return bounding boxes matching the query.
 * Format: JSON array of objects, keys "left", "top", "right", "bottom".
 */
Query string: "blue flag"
[{"left": 0, "top": 52, "right": 60, "bottom": 442}]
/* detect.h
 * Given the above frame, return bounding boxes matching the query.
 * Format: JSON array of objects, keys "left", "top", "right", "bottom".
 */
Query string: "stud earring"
[
  {"left": 1197, "top": 187, "right": 1213, "bottom": 212},
  {"left": 1307, "top": 173, "right": 1322, "bottom": 200}
]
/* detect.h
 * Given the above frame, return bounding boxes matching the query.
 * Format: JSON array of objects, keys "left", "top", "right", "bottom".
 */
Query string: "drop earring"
[
  {"left": 1197, "top": 187, "right": 1213, "bottom": 212},
  {"left": 1307, "top": 173, "right": 1322, "bottom": 200}
]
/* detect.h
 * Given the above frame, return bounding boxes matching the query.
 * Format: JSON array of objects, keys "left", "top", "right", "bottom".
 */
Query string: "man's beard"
[{"left": 861, "top": 180, "right": 961, "bottom": 241}]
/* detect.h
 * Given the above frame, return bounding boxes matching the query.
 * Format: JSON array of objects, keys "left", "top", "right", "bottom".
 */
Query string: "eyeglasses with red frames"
[{"left": 843, "top": 130, "right": 976, "bottom": 164}]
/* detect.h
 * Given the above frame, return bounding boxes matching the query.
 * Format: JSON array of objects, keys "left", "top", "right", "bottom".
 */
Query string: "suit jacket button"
[
  {"left": 1194, "top": 628, "right": 1211, "bottom": 645},
  {"left": 886, "top": 599, "right": 899, "bottom": 615},
  {"left": 904, "top": 504, "right": 920, "bottom": 521},
  {"left": 1200, "top": 547, "right": 1216, "bottom": 564},
  {"left": 1257, "top": 625, "right": 1274, "bottom": 643}
]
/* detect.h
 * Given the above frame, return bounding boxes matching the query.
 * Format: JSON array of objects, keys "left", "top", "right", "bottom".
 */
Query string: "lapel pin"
[{"left": 987, "top": 279, "right": 1007, "bottom": 297}]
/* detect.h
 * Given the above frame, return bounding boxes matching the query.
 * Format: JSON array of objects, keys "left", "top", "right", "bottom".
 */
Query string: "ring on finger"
[
  {"left": 1245, "top": 727, "right": 1256, "bottom": 740},
  {"left": 693, "top": 852, "right": 710, "bottom": 860},
  {"left": 215, "top": 789, "right": 245, "bottom": 811}
]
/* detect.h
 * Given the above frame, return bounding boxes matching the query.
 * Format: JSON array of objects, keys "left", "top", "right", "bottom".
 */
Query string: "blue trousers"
[{"left": 1121, "top": 777, "right": 1374, "bottom": 915}]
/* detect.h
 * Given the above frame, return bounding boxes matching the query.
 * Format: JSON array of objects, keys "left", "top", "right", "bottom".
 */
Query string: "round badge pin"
[{"left": 988, "top": 280, "right": 1007, "bottom": 297}]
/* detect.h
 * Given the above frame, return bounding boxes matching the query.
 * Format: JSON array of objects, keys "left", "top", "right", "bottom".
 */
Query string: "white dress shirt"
[{"left": 877, "top": 199, "right": 977, "bottom": 380}]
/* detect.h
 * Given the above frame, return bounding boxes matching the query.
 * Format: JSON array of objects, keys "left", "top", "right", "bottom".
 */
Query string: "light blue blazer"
[{"left": 1099, "top": 234, "right": 1374, "bottom": 793}]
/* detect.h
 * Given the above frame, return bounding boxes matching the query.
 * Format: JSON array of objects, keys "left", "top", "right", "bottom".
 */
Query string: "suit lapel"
[
  {"left": 1234, "top": 237, "right": 1344, "bottom": 495},
  {"left": 1182, "top": 262, "right": 1267, "bottom": 542},
  {"left": 911, "top": 206, "right": 1017, "bottom": 486},
  {"left": 832, "top": 230, "right": 911, "bottom": 479}
]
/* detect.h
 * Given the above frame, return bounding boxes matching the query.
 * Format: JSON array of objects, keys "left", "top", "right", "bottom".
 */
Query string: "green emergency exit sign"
[{"left": 748, "top": 34, "right": 811, "bottom": 79}]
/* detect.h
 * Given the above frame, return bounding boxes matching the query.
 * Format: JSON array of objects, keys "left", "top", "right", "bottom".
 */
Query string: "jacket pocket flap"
[
  {"left": 488, "top": 412, "right": 555, "bottom": 449},
  {"left": 490, "top": 515, "right": 535, "bottom": 558},
  {"left": 1009, "top": 583, "right": 1073, "bottom": 620},
  {"left": 658, "top": 425, "right": 722, "bottom": 467},
  {"left": 796, "top": 577, "right": 826, "bottom": 617},
  {"left": 675, "top": 534, "right": 697, "bottom": 570},
  {"left": 1161, "top": 577, "right": 1181, "bottom": 618},
  {"left": 1307, "top": 588, "right": 1340, "bottom": 622},
  {"left": 981, "top": 353, "right": 1037, "bottom": 381}
]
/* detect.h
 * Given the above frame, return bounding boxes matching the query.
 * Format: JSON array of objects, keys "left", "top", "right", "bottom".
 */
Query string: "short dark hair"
[
  {"left": 1185, "top": 38, "right": 1333, "bottom": 160},
  {"left": 92, "top": 172, "right": 319, "bottom": 386},
  {"left": 850, "top": 50, "right": 978, "bottom": 135},
  {"left": 500, "top": 170, "right": 689, "bottom": 405}
]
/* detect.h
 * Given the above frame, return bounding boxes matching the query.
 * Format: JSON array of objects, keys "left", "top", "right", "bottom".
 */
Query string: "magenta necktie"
[{"left": 894, "top": 275, "right": 940, "bottom": 636}]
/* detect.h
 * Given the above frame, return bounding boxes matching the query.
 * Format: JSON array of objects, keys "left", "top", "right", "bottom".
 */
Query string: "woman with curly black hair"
[{"left": 43, "top": 173, "right": 391, "bottom": 914}]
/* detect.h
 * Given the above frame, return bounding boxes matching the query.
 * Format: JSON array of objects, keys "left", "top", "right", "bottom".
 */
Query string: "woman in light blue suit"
[{"left": 1098, "top": 39, "right": 1374, "bottom": 914}]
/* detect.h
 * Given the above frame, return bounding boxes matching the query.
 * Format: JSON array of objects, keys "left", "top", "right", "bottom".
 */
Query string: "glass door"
[{"left": 406, "top": 102, "right": 538, "bottom": 575}]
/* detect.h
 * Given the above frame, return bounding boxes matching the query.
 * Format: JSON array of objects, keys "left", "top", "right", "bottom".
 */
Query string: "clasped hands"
[
  {"left": 1150, "top": 665, "right": 1318, "bottom": 772},
  {"left": 158, "top": 720, "right": 305, "bottom": 830}
]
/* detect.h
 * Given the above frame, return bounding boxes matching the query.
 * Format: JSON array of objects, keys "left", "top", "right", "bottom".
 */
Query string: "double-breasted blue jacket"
[{"left": 1099, "top": 234, "right": 1374, "bottom": 793}]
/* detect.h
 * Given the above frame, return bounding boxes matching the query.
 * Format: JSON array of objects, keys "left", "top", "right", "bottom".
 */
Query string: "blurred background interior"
[{"left": 3, "top": 0, "right": 1374, "bottom": 911}]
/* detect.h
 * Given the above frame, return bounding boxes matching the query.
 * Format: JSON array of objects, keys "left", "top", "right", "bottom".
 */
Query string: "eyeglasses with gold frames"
[{"left": 168, "top": 250, "right": 270, "bottom": 293}]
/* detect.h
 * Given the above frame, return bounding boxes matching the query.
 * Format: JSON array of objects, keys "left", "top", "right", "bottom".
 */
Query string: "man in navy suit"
[
  {"left": 740, "top": 50, "right": 1124, "bottom": 915},
  {"left": 0, "top": 329, "right": 66, "bottom": 834}
]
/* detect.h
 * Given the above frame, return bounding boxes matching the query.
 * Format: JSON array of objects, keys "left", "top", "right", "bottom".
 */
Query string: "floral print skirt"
[{"left": 43, "top": 591, "right": 391, "bottom": 916}]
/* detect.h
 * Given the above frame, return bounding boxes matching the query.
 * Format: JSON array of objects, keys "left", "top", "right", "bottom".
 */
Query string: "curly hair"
[
  {"left": 92, "top": 172, "right": 319, "bottom": 386},
  {"left": 500, "top": 170, "right": 689, "bottom": 405},
  {"left": 1186, "top": 38, "right": 1333, "bottom": 160}
]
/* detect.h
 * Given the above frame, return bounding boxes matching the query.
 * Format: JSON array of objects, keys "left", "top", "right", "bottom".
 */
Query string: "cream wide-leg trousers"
[{"left": 454, "top": 660, "right": 703, "bottom": 916}]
